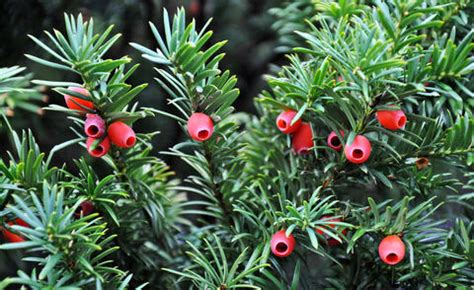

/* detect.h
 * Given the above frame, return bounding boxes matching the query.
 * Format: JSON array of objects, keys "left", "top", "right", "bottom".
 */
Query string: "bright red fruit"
[
  {"left": 86, "top": 137, "right": 111, "bottom": 158},
  {"left": 107, "top": 122, "right": 136, "bottom": 148},
  {"left": 2, "top": 218, "right": 29, "bottom": 243},
  {"left": 378, "top": 235, "right": 405, "bottom": 265},
  {"left": 84, "top": 114, "right": 106, "bottom": 138},
  {"left": 292, "top": 122, "right": 313, "bottom": 154},
  {"left": 327, "top": 131, "right": 344, "bottom": 151},
  {"left": 64, "top": 87, "right": 95, "bottom": 112},
  {"left": 270, "top": 230, "right": 296, "bottom": 257},
  {"left": 315, "top": 216, "right": 347, "bottom": 246},
  {"left": 74, "top": 200, "right": 94, "bottom": 218},
  {"left": 376, "top": 109, "right": 407, "bottom": 131},
  {"left": 344, "top": 135, "right": 371, "bottom": 164},
  {"left": 187, "top": 113, "right": 214, "bottom": 142},
  {"left": 276, "top": 110, "right": 302, "bottom": 134}
]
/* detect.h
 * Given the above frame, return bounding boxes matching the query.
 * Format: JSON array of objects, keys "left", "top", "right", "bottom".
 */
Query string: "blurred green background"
[{"left": 0, "top": 0, "right": 284, "bottom": 175}]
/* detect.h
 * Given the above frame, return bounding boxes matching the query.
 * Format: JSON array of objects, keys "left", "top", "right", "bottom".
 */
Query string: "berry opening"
[
  {"left": 126, "top": 136, "right": 136, "bottom": 147},
  {"left": 197, "top": 130, "right": 209, "bottom": 140},
  {"left": 352, "top": 149, "right": 364, "bottom": 159},
  {"left": 277, "top": 119, "right": 288, "bottom": 129},
  {"left": 398, "top": 116, "right": 407, "bottom": 128},
  {"left": 275, "top": 242, "right": 288, "bottom": 253},
  {"left": 329, "top": 136, "right": 341, "bottom": 147},
  {"left": 92, "top": 146, "right": 104, "bottom": 155},
  {"left": 87, "top": 125, "right": 99, "bottom": 136},
  {"left": 386, "top": 253, "right": 398, "bottom": 263}
]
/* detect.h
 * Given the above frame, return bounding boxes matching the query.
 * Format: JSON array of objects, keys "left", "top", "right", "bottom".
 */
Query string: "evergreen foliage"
[{"left": 1, "top": 1, "right": 473, "bottom": 289}]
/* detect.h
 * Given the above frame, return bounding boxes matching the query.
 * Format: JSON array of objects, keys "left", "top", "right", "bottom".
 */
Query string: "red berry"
[
  {"left": 64, "top": 87, "right": 95, "bottom": 112},
  {"left": 344, "top": 135, "right": 371, "bottom": 164},
  {"left": 276, "top": 110, "right": 302, "bottom": 134},
  {"left": 315, "top": 216, "right": 347, "bottom": 246},
  {"left": 292, "top": 122, "right": 313, "bottom": 154},
  {"left": 84, "top": 114, "right": 106, "bottom": 138},
  {"left": 2, "top": 218, "right": 29, "bottom": 243},
  {"left": 270, "top": 230, "right": 296, "bottom": 258},
  {"left": 86, "top": 137, "right": 111, "bottom": 158},
  {"left": 378, "top": 235, "right": 405, "bottom": 265},
  {"left": 376, "top": 109, "right": 407, "bottom": 131},
  {"left": 327, "top": 130, "right": 344, "bottom": 151},
  {"left": 187, "top": 113, "right": 214, "bottom": 142},
  {"left": 107, "top": 122, "right": 136, "bottom": 148},
  {"left": 74, "top": 200, "right": 94, "bottom": 218}
]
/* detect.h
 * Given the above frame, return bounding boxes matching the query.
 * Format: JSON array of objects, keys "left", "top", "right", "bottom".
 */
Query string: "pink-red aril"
[
  {"left": 84, "top": 114, "right": 106, "bottom": 138},
  {"left": 270, "top": 230, "right": 296, "bottom": 258},
  {"left": 64, "top": 87, "right": 94, "bottom": 112},
  {"left": 187, "top": 113, "right": 214, "bottom": 142},
  {"left": 327, "top": 131, "right": 344, "bottom": 151},
  {"left": 292, "top": 122, "right": 314, "bottom": 154},
  {"left": 344, "top": 135, "right": 372, "bottom": 164},
  {"left": 86, "top": 137, "right": 111, "bottom": 158},
  {"left": 276, "top": 110, "right": 302, "bottom": 134},
  {"left": 376, "top": 110, "right": 407, "bottom": 131},
  {"left": 378, "top": 235, "right": 405, "bottom": 265},
  {"left": 107, "top": 122, "right": 136, "bottom": 148}
]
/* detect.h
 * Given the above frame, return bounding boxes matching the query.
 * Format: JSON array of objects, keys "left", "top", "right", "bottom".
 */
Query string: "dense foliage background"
[{"left": 0, "top": 0, "right": 473, "bottom": 289}]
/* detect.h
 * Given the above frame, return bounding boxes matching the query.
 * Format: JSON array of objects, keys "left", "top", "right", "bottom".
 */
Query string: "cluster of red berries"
[
  {"left": 270, "top": 225, "right": 405, "bottom": 266},
  {"left": 277, "top": 108, "right": 407, "bottom": 163},
  {"left": 276, "top": 110, "right": 313, "bottom": 154},
  {"left": 274, "top": 109, "right": 407, "bottom": 265},
  {"left": 187, "top": 112, "right": 214, "bottom": 142},
  {"left": 64, "top": 87, "right": 137, "bottom": 157}
]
